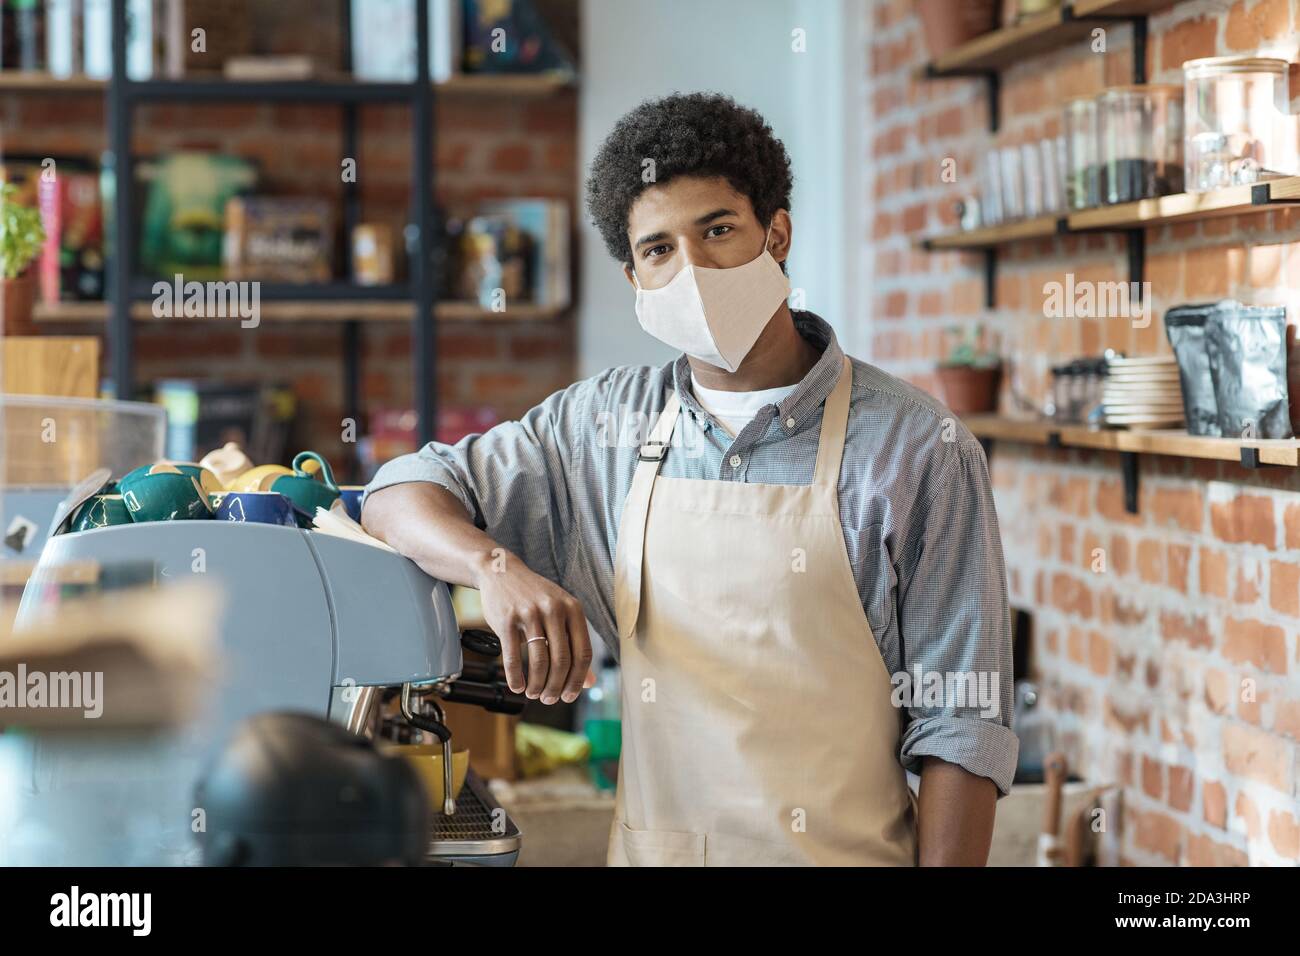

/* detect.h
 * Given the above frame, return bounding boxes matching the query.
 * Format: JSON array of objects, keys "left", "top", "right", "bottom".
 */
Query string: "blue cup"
[
  {"left": 211, "top": 491, "right": 298, "bottom": 528},
  {"left": 338, "top": 486, "right": 365, "bottom": 522}
]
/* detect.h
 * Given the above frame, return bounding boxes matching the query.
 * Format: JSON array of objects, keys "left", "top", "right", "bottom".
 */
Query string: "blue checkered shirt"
[{"left": 366, "top": 312, "right": 1019, "bottom": 793}]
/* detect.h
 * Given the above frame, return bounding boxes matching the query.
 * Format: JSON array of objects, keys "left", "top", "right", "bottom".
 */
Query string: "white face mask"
[{"left": 632, "top": 225, "right": 791, "bottom": 372}]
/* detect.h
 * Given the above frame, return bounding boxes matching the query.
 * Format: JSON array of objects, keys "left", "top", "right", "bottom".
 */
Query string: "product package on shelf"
[
  {"left": 461, "top": 0, "right": 576, "bottom": 78},
  {"left": 223, "top": 197, "right": 334, "bottom": 284},
  {"left": 1, "top": 0, "right": 45, "bottom": 71},
  {"left": 1204, "top": 301, "right": 1291, "bottom": 439},
  {"left": 1165, "top": 303, "right": 1222, "bottom": 436},
  {"left": 351, "top": 223, "right": 399, "bottom": 286},
  {"left": 449, "top": 199, "right": 569, "bottom": 310},
  {"left": 138, "top": 152, "right": 258, "bottom": 282},
  {"left": 1165, "top": 300, "right": 1293, "bottom": 439},
  {"left": 45, "top": 0, "right": 79, "bottom": 77},
  {"left": 3, "top": 156, "right": 105, "bottom": 305},
  {"left": 349, "top": 0, "right": 461, "bottom": 81},
  {"left": 82, "top": 0, "right": 156, "bottom": 79}
]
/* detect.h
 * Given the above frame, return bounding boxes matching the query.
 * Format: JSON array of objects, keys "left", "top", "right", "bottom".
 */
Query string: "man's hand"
[
  {"left": 363, "top": 482, "right": 595, "bottom": 706},
  {"left": 474, "top": 554, "right": 593, "bottom": 705}
]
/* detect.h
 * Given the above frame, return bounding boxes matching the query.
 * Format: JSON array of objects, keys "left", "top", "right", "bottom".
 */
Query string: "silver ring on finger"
[{"left": 526, "top": 635, "right": 548, "bottom": 645}]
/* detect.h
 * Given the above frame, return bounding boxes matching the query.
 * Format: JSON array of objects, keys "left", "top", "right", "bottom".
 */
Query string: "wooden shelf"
[
  {"left": 1068, "top": 176, "right": 1300, "bottom": 230},
  {"left": 1072, "top": 0, "right": 1178, "bottom": 17},
  {"left": 964, "top": 414, "right": 1300, "bottom": 467},
  {"left": 920, "top": 176, "right": 1300, "bottom": 250},
  {"left": 0, "top": 71, "right": 105, "bottom": 92},
  {"left": 926, "top": 1, "right": 1174, "bottom": 76},
  {"left": 929, "top": 8, "right": 1086, "bottom": 75},
  {"left": 923, "top": 215, "right": 1064, "bottom": 250},
  {"left": 34, "top": 300, "right": 567, "bottom": 323},
  {"left": 435, "top": 73, "right": 574, "bottom": 96},
  {"left": 0, "top": 71, "right": 574, "bottom": 96}
]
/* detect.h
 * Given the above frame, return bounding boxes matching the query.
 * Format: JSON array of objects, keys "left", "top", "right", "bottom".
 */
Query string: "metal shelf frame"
[{"left": 105, "top": 0, "right": 440, "bottom": 454}]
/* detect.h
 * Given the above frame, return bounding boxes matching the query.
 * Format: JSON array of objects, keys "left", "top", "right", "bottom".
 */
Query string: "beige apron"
[{"left": 609, "top": 357, "right": 919, "bottom": 866}]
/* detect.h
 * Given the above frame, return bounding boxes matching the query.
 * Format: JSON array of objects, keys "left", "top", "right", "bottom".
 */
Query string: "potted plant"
[
  {"left": 1, "top": 183, "right": 46, "bottom": 334},
  {"left": 917, "top": 0, "right": 1000, "bottom": 61},
  {"left": 936, "top": 324, "right": 1003, "bottom": 415}
]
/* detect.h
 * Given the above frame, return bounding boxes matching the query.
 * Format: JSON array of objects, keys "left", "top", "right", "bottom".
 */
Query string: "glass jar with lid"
[
  {"left": 1183, "top": 56, "right": 1299, "bottom": 192},
  {"left": 1064, "top": 96, "right": 1101, "bottom": 210},
  {"left": 1098, "top": 84, "right": 1184, "bottom": 203}
]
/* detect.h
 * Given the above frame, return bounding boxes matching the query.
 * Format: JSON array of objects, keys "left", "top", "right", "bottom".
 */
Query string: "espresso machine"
[{"left": 5, "top": 519, "right": 524, "bottom": 866}]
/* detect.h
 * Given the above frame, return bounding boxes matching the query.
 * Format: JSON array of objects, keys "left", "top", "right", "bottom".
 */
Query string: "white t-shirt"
[{"left": 690, "top": 374, "right": 799, "bottom": 437}]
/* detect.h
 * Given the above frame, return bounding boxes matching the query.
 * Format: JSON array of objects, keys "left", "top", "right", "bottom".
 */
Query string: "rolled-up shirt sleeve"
[
  {"left": 894, "top": 436, "right": 1019, "bottom": 796},
  {"left": 362, "top": 382, "right": 584, "bottom": 584}
]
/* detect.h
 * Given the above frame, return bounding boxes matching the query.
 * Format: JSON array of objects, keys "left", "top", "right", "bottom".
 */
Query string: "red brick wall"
[
  {"left": 869, "top": 0, "right": 1300, "bottom": 865},
  {"left": 4, "top": 2, "right": 577, "bottom": 478}
]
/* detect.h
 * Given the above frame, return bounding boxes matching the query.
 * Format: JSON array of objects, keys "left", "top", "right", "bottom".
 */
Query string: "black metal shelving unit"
[{"left": 105, "top": 0, "right": 440, "bottom": 453}]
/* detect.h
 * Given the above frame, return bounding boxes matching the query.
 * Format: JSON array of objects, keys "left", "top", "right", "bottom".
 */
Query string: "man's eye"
[
  {"left": 645, "top": 245, "right": 670, "bottom": 258},
  {"left": 705, "top": 225, "right": 732, "bottom": 238}
]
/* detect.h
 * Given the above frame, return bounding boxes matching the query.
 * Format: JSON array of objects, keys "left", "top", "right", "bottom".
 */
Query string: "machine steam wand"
[{"left": 400, "top": 685, "right": 458, "bottom": 817}]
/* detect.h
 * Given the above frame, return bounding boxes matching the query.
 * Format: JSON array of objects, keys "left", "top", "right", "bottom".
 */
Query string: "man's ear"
[
  {"left": 767, "top": 209, "right": 792, "bottom": 265},
  {"left": 622, "top": 262, "right": 638, "bottom": 289}
]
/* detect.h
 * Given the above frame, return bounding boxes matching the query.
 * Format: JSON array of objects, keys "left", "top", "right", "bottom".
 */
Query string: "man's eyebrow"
[
  {"left": 634, "top": 208, "right": 739, "bottom": 249},
  {"left": 694, "top": 207, "right": 737, "bottom": 226}
]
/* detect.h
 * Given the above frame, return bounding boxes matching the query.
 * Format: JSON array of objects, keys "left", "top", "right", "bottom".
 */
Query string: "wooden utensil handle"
[{"left": 1038, "top": 751, "right": 1068, "bottom": 866}]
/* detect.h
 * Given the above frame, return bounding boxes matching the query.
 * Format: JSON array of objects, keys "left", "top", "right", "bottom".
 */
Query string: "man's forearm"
[
  {"left": 916, "top": 756, "right": 997, "bottom": 866},
  {"left": 362, "top": 481, "right": 594, "bottom": 703},
  {"left": 362, "top": 482, "right": 501, "bottom": 588}
]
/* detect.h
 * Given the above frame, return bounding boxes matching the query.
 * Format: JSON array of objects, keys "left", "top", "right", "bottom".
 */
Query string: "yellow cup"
[
  {"left": 228, "top": 464, "right": 294, "bottom": 492},
  {"left": 380, "top": 743, "right": 470, "bottom": 808}
]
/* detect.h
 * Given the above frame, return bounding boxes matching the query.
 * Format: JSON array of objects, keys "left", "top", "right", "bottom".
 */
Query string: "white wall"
[{"left": 577, "top": 0, "right": 865, "bottom": 375}]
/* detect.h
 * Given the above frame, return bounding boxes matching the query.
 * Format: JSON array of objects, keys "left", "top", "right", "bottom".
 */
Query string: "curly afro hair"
[{"left": 585, "top": 92, "right": 793, "bottom": 266}]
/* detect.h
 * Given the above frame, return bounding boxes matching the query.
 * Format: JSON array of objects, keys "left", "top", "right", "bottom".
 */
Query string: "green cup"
[
  {"left": 167, "top": 461, "right": 224, "bottom": 496},
  {"left": 271, "top": 451, "right": 340, "bottom": 521},
  {"left": 119, "top": 463, "right": 155, "bottom": 485},
  {"left": 119, "top": 468, "right": 214, "bottom": 523},
  {"left": 70, "top": 494, "right": 133, "bottom": 532}
]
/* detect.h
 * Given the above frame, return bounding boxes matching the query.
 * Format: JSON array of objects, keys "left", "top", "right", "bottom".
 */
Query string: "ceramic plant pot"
[
  {"left": 936, "top": 364, "right": 1003, "bottom": 415},
  {"left": 1, "top": 271, "right": 37, "bottom": 334}
]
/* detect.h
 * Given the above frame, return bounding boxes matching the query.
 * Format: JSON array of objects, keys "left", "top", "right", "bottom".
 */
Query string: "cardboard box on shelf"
[{"left": 441, "top": 695, "right": 519, "bottom": 782}]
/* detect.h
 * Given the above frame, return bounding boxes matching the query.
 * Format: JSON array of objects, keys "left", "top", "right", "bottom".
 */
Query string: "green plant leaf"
[{"left": 0, "top": 183, "right": 46, "bottom": 280}]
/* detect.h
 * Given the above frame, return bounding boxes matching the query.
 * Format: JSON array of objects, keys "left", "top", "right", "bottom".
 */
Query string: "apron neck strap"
[
  {"left": 616, "top": 388, "right": 682, "bottom": 640},
  {"left": 811, "top": 356, "right": 853, "bottom": 488},
  {"left": 641, "top": 389, "right": 681, "bottom": 458}
]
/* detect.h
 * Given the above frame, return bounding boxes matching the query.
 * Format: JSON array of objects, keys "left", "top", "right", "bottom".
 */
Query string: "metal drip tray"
[{"left": 426, "top": 769, "right": 521, "bottom": 866}]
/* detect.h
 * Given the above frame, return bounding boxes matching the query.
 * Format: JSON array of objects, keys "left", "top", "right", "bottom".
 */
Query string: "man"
[{"left": 363, "top": 92, "right": 1017, "bottom": 866}]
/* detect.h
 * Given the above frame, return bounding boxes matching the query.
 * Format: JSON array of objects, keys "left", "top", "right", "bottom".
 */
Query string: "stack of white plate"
[{"left": 1100, "top": 356, "right": 1185, "bottom": 428}]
